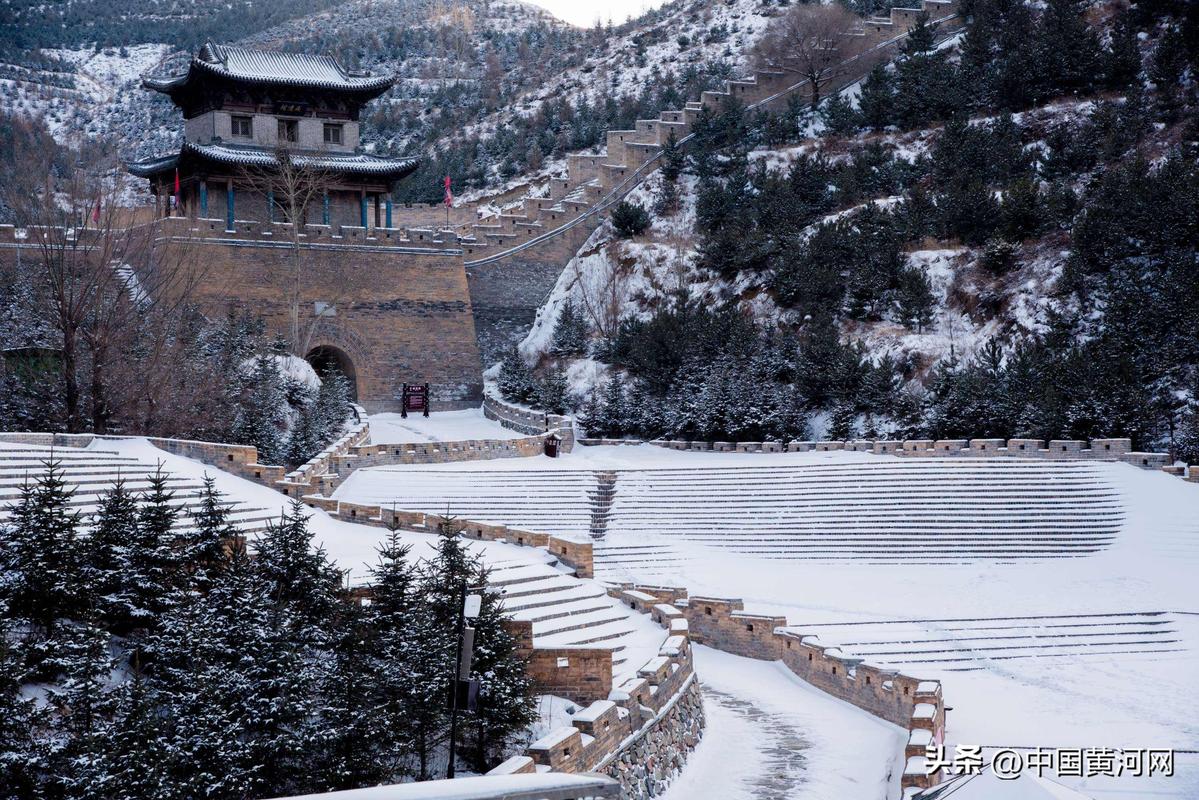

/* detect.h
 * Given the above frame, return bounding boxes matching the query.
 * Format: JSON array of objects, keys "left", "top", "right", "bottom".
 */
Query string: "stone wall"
[
  {"left": 145, "top": 217, "right": 483, "bottom": 412},
  {"left": 580, "top": 435, "right": 1187, "bottom": 476},
  {"left": 482, "top": 394, "right": 576, "bottom": 452},
  {"left": 612, "top": 586, "right": 947, "bottom": 794}
]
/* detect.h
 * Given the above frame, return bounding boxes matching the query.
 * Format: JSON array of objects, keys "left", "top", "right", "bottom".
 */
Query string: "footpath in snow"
[
  {"left": 367, "top": 408, "right": 526, "bottom": 444},
  {"left": 662, "top": 645, "right": 904, "bottom": 800}
]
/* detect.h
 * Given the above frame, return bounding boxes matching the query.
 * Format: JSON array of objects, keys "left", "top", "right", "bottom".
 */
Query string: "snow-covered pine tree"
[
  {"left": 858, "top": 64, "right": 894, "bottom": 130},
  {"left": 0, "top": 611, "right": 49, "bottom": 796},
  {"left": 549, "top": 299, "right": 588, "bottom": 357},
  {"left": 185, "top": 476, "right": 238, "bottom": 588},
  {"left": 254, "top": 500, "right": 342, "bottom": 637},
  {"left": 85, "top": 477, "right": 137, "bottom": 629},
  {"left": 43, "top": 623, "right": 116, "bottom": 798},
  {"left": 0, "top": 460, "right": 88, "bottom": 633},
  {"left": 285, "top": 400, "right": 324, "bottom": 468},
  {"left": 315, "top": 371, "right": 353, "bottom": 436},
  {"left": 120, "top": 466, "right": 182, "bottom": 633},
  {"left": 822, "top": 93, "right": 860, "bottom": 136},
  {"left": 537, "top": 369, "right": 570, "bottom": 415},
  {"left": 231, "top": 354, "right": 288, "bottom": 465},
  {"left": 497, "top": 347, "right": 538, "bottom": 405}
]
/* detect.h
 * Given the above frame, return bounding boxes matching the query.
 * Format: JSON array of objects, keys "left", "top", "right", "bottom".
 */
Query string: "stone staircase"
[
  {"left": 453, "top": 0, "right": 963, "bottom": 266},
  {"left": 334, "top": 458, "right": 1127, "bottom": 571},
  {"left": 0, "top": 442, "right": 275, "bottom": 534},
  {"left": 787, "top": 611, "right": 1187, "bottom": 671},
  {"left": 484, "top": 558, "right": 658, "bottom": 673}
]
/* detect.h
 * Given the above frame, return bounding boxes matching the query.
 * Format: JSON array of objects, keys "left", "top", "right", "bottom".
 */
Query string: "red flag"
[
  {"left": 443, "top": 175, "right": 453, "bottom": 208},
  {"left": 174, "top": 168, "right": 181, "bottom": 210},
  {"left": 91, "top": 197, "right": 101, "bottom": 225}
]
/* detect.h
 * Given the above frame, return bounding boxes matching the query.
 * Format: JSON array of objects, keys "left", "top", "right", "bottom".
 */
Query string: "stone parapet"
[
  {"left": 676, "top": 593, "right": 946, "bottom": 792},
  {"left": 572, "top": 434, "right": 1187, "bottom": 476}
]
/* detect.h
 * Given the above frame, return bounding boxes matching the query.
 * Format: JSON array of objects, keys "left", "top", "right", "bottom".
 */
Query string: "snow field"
[{"left": 332, "top": 444, "right": 1199, "bottom": 799}]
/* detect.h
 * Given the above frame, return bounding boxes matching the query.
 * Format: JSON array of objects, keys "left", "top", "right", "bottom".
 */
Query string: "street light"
[{"left": 447, "top": 586, "right": 483, "bottom": 779}]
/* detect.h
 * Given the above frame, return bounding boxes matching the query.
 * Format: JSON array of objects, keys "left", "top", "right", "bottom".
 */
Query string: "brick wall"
[{"left": 147, "top": 218, "right": 483, "bottom": 412}]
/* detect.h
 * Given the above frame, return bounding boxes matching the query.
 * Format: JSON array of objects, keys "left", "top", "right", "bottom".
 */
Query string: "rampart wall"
[
  {"left": 609, "top": 585, "right": 946, "bottom": 793},
  {"left": 577, "top": 435, "right": 1198, "bottom": 479}
]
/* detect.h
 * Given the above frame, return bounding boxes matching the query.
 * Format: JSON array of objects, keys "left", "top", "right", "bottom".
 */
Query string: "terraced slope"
[
  {"left": 786, "top": 611, "right": 1187, "bottom": 671},
  {"left": 334, "top": 458, "right": 1125, "bottom": 574},
  {"left": 0, "top": 442, "right": 274, "bottom": 533}
]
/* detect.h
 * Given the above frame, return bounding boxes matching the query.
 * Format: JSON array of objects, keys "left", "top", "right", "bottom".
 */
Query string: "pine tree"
[
  {"left": 821, "top": 93, "right": 860, "bottom": 136},
  {"left": 497, "top": 348, "right": 538, "bottom": 405},
  {"left": 0, "top": 612, "right": 48, "bottom": 797},
  {"left": 1104, "top": 12, "right": 1141, "bottom": 89},
  {"left": 118, "top": 467, "right": 181, "bottom": 633},
  {"left": 86, "top": 478, "right": 137, "bottom": 629},
  {"left": 896, "top": 265, "right": 935, "bottom": 332},
  {"left": 611, "top": 200, "right": 651, "bottom": 238},
  {"left": 185, "top": 476, "right": 237, "bottom": 588},
  {"left": 0, "top": 460, "right": 88, "bottom": 632},
  {"left": 254, "top": 500, "right": 341, "bottom": 636},
  {"left": 231, "top": 355, "right": 288, "bottom": 465},
  {"left": 858, "top": 65, "right": 895, "bottom": 130},
  {"left": 45, "top": 623, "right": 116, "bottom": 799},
  {"left": 537, "top": 369, "right": 570, "bottom": 415},
  {"left": 550, "top": 299, "right": 589, "bottom": 357}
]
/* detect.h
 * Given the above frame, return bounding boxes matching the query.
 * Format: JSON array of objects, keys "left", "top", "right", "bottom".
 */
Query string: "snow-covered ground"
[
  {"left": 368, "top": 409, "right": 526, "bottom": 444},
  {"left": 333, "top": 444, "right": 1199, "bottom": 800},
  {"left": 663, "top": 645, "right": 905, "bottom": 800}
]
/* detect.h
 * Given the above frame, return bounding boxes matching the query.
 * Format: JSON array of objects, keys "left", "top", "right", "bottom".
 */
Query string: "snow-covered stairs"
[
  {"left": 0, "top": 442, "right": 274, "bottom": 534},
  {"left": 786, "top": 611, "right": 1186, "bottom": 670},
  {"left": 486, "top": 560, "right": 651, "bottom": 673},
  {"left": 337, "top": 459, "right": 1126, "bottom": 571}
]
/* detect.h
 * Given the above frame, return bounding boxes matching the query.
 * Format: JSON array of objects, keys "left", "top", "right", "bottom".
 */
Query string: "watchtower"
[{"left": 127, "top": 43, "right": 483, "bottom": 411}]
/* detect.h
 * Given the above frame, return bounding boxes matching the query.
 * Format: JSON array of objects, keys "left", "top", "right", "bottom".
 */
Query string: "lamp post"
[{"left": 446, "top": 586, "right": 482, "bottom": 779}]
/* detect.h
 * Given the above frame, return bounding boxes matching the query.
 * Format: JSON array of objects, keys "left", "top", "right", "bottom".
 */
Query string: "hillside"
[
  {"left": 0, "top": 0, "right": 785, "bottom": 203},
  {"left": 513, "top": 1, "right": 1199, "bottom": 454}
]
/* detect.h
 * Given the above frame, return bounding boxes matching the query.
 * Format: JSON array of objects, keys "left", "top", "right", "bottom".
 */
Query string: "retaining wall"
[{"left": 483, "top": 394, "right": 576, "bottom": 451}]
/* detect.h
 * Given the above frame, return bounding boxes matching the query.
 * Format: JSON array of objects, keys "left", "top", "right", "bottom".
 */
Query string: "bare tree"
[
  {"left": 2, "top": 147, "right": 204, "bottom": 433},
  {"left": 571, "top": 244, "right": 631, "bottom": 342},
  {"left": 752, "top": 4, "right": 860, "bottom": 109},
  {"left": 240, "top": 147, "right": 338, "bottom": 357}
]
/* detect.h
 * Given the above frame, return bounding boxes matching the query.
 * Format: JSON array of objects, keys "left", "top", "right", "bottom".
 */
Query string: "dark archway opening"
[{"left": 305, "top": 345, "right": 358, "bottom": 401}]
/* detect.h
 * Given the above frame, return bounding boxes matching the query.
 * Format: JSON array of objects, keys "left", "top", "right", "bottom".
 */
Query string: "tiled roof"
[
  {"left": 125, "top": 142, "right": 418, "bottom": 180},
  {"left": 144, "top": 42, "right": 395, "bottom": 94}
]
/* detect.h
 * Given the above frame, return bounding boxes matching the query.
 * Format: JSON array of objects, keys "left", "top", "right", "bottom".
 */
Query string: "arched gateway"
[{"left": 306, "top": 345, "right": 359, "bottom": 401}]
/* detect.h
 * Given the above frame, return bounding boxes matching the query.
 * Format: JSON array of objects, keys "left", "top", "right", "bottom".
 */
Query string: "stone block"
[
  {"left": 1091, "top": 438, "right": 1132, "bottom": 458},
  {"left": 1007, "top": 438, "right": 1043, "bottom": 455}
]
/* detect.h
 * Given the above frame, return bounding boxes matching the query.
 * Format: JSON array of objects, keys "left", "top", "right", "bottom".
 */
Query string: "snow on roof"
[
  {"left": 913, "top": 702, "right": 937, "bottom": 719},
  {"left": 145, "top": 42, "right": 395, "bottom": 95},
  {"left": 917, "top": 681, "right": 941, "bottom": 694},
  {"left": 126, "top": 142, "right": 419, "bottom": 179}
]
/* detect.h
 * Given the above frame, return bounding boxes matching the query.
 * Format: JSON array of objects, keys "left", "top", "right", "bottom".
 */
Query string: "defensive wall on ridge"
[
  {"left": 577, "top": 434, "right": 1199, "bottom": 478},
  {"left": 453, "top": 0, "right": 965, "bottom": 362}
]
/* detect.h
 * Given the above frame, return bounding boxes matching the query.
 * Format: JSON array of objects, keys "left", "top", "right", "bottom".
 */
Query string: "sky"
[{"left": 521, "top": 0, "right": 669, "bottom": 28}]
